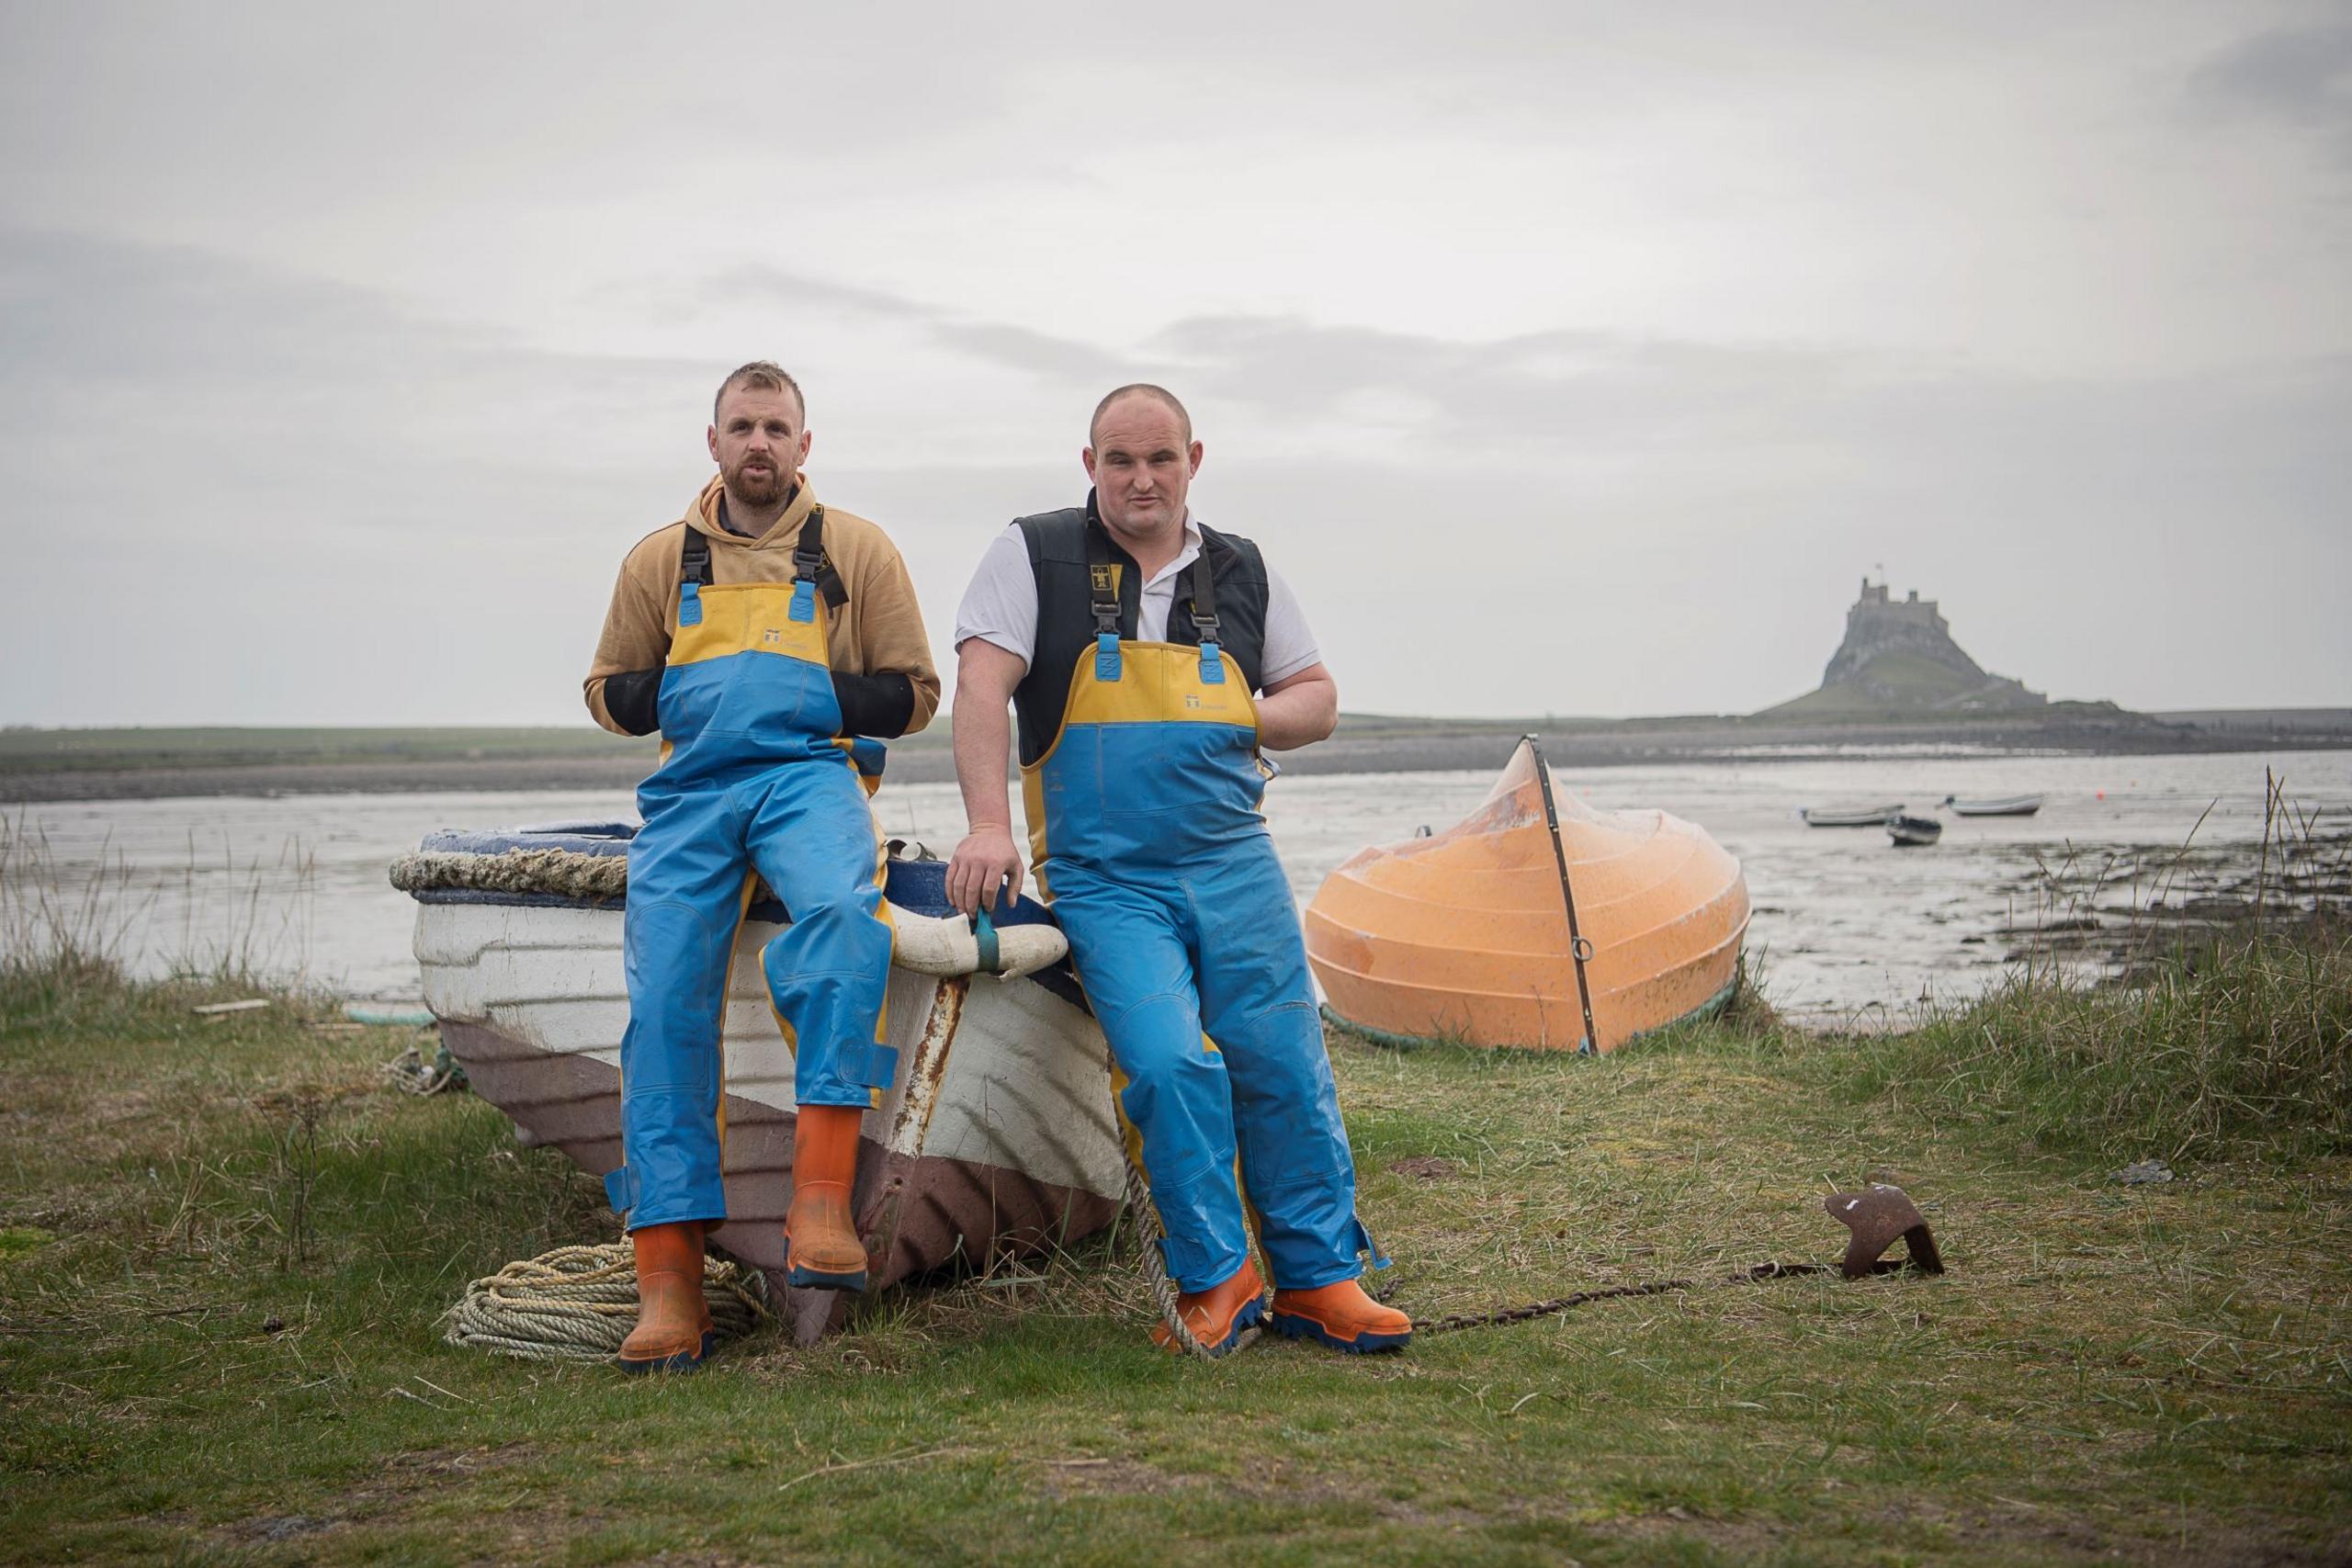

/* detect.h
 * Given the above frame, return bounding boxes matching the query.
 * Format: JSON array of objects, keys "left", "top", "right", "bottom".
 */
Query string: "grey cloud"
[
  {"left": 926, "top": 321, "right": 1133, "bottom": 384},
  {"left": 1153, "top": 314, "right": 1879, "bottom": 455},
  {"left": 673, "top": 263, "right": 1131, "bottom": 384},
  {"left": 2184, "top": 16, "right": 2352, "bottom": 149},
  {"left": 692, "top": 265, "right": 944, "bottom": 322}
]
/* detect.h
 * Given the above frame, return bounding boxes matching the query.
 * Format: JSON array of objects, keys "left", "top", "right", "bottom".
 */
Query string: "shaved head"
[{"left": 1089, "top": 383, "right": 1191, "bottom": 446}]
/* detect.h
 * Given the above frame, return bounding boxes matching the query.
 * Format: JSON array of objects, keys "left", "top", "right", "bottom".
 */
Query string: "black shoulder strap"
[
  {"left": 679, "top": 525, "right": 713, "bottom": 587},
  {"left": 792, "top": 506, "right": 849, "bottom": 608},
  {"left": 680, "top": 507, "right": 845, "bottom": 605},
  {"left": 1082, "top": 520, "right": 1123, "bottom": 638}
]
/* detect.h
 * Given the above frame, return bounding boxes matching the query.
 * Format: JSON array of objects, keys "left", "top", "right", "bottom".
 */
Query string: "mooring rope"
[
  {"left": 1110, "top": 1075, "right": 1263, "bottom": 1361},
  {"left": 442, "top": 1242, "right": 772, "bottom": 1363},
  {"left": 390, "top": 848, "right": 628, "bottom": 903}
]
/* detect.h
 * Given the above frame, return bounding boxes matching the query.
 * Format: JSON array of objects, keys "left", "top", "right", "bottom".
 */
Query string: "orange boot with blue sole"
[
  {"left": 1271, "top": 1278, "right": 1412, "bottom": 1354},
  {"left": 784, "top": 1104, "right": 869, "bottom": 1291},
  {"left": 616, "top": 1220, "right": 716, "bottom": 1373},
  {"left": 1149, "top": 1258, "right": 1266, "bottom": 1357}
]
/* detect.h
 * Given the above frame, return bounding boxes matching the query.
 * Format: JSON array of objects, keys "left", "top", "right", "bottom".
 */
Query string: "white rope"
[
  {"left": 390, "top": 849, "right": 1067, "bottom": 979},
  {"left": 442, "top": 1242, "right": 772, "bottom": 1363}
]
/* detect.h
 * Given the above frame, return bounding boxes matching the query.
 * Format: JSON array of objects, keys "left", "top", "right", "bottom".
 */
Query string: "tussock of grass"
[{"left": 1830, "top": 926, "right": 2352, "bottom": 1162}]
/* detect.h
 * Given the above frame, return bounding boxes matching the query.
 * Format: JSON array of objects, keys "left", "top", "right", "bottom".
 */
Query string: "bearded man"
[{"left": 584, "top": 361, "right": 938, "bottom": 1371}]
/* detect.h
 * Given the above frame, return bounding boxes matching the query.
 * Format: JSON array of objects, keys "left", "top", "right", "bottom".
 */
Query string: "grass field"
[{"left": 2, "top": 937, "right": 2347, "bottom": 1565}]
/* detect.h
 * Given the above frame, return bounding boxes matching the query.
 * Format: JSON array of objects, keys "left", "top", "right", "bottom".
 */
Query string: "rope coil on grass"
[{"left": 443, "top": 1243, "right": 772, "bottom": 1363}]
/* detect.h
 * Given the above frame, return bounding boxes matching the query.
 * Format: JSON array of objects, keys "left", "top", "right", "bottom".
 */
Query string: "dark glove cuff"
[
  {"left": 831, "top": 671, "right": 916, "bottom": 739},
  {"left": 603, "top": 669, "right": 662, "bottom": 737}
]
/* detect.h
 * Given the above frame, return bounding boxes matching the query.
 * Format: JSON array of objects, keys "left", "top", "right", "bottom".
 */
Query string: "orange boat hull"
[{"left": 1305, "top": 740, "right": 1748, "bottom": 1052}]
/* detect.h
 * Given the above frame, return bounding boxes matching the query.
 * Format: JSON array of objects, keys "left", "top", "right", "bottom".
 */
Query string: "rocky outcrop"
[{"left": 1768, "top": 580, "right": 2048, "bottom": 716}]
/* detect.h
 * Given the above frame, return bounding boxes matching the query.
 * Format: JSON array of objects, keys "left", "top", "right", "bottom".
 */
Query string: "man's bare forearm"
[
  {"left": 1256, "top": 668, "right": 1339, "bottom": 751},
  {"left": 955, "top": 694, "right": 1016, "bottom": 828}
]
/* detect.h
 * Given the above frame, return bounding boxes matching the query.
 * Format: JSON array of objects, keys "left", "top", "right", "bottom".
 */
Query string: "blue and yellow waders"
[
  {"left": 603, "top": 511, "right": 897, "bottom": 1232},
  {"left": 1023, "top": 534, "right": 1377, "bottom": 1294}
]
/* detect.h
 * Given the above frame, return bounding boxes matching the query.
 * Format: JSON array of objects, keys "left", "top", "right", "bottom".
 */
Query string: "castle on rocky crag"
[{"left": 1764, "top": 578, "right": 2047, "bottom": 716}]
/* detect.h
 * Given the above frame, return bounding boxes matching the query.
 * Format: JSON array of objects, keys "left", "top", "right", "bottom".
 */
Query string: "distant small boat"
[
  {"left": 1941, "top": 794, "right": 2042, "bottom": 818},
  {"left": 1801, "top": 803, "right": 1905, "bottom": 828},
  {"left": 1888, "top": 815, "right": 1943, "bottom": 847}
]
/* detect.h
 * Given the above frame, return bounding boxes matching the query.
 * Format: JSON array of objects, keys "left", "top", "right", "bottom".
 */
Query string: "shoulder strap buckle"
[
  {"left": 791, "top": 506, "right": 826, "bottom": 581},
  {"left": 679, "top": 526, "right": 713, "bottom": 588},
  {"left": 1184, "top": 549, "right": 1220, "bottom": 642},
  {"left": 792, "top": 505, "right": 850, "bottom": 608}
]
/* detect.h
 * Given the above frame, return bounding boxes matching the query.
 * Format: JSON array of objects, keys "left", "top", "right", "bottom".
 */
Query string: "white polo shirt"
[{"left": 953, "top": 516, "right": 1322, "bottom": 687}]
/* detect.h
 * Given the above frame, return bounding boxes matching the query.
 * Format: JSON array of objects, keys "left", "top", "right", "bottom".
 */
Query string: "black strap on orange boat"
[{"left": 1524, "top": 734, "right": 1600, "bottom": 1055}]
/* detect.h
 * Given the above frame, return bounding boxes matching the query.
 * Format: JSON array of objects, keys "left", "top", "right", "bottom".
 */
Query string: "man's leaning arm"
[
  {"left": 1255, "top": 661, "right": 1339, "bottom": 751},
  {"left": 945, "top": 637, "right": 1030, "bottom": 916}
]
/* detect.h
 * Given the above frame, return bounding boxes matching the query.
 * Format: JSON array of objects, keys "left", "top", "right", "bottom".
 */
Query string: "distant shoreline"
[{"left": 4, "top": 709, "right": 2347, "bottom": 803}]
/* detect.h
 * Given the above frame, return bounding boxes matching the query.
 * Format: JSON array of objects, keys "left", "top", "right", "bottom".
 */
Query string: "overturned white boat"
[{"left": 393, "top": 824, "right": 1121, "bottom": 1342}]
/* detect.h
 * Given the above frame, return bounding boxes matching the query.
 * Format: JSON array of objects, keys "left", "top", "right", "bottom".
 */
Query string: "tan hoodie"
[{"left": 583, "top": 475, "right": 940, "bottom": 737}]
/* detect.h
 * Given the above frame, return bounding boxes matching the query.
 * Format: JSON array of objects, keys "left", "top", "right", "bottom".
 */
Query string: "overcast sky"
[{"left": 2, "top": 1, "right": 2346, "bottom": 727}]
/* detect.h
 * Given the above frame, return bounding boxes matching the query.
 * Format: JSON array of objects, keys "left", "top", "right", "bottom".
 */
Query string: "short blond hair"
[{"left": 714, "top": 361, "right": 806, "bottom": 423}]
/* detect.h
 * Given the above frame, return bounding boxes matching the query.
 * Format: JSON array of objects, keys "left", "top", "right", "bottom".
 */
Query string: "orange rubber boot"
[
  {"left": 1271, "top": 1278, "right": 1413, "bottom": 1354},
  {"left": 616, "top": 1221, "right": 715, "bottom": 1373},
  {"left": 1150, "top": 1258, "right": 1266, "bottom": 1357},
  {"left": 784, "top": 1104, "right": 868, "bottom": 1292}
]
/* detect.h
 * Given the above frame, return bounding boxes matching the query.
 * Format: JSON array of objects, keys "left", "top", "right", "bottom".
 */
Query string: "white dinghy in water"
[{"left": 395, "top": 824, "right": 1120, "bottom": 1342}]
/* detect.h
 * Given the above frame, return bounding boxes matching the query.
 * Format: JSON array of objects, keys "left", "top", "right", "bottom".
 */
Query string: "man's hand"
[{"left": 947, "top": 823, "right": 1025, "bottom": 916}]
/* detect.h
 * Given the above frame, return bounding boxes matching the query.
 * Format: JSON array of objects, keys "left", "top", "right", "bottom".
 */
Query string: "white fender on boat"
[{"left": 886, "top": 906, "right": 1068, "bottom": 981}]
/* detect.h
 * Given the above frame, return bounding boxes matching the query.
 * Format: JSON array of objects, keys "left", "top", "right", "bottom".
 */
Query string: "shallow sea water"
[{"left": 9, "top": 748, "right": 2346, "bottom": 1024}]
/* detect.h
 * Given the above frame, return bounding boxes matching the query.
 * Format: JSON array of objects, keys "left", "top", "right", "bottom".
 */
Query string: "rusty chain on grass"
[{"left": 1398, "top": 1260, "right": 1847, "bottom": 1336}]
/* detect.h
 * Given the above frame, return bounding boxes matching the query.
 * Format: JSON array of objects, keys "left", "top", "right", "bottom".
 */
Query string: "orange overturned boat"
[{"left": 1306, "top": 737, "right": 1749, "bottom": 1053}]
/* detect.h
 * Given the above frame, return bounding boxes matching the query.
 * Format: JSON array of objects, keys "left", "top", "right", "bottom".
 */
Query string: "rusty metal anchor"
[{"left": 1823, "top": 1183, "right": 1945, "bottom": 1279}]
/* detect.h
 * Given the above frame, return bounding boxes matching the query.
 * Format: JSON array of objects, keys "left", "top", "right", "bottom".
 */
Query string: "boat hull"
[
  {"left": 415, "top": 895, "right": 1122, "bottom": 1342},
  {"left": 1944, "top": 795, "right": 2041, "bottom": 818},
  {"left": 1305, "top": 740, "right": 1748, "bottom": 1053},
  {"left": 1801, "top": 804, "right": 1904, "bottom": 828}
]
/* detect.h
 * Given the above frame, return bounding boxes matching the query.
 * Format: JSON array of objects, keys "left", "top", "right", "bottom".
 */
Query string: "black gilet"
[{"left": 1009, "top": 496, "right": 1272, "bottom": 768}]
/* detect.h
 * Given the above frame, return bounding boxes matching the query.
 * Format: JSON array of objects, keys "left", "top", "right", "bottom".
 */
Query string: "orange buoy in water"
[{"left": 1305, "top": 738, "right": 1749, "bottom": 1053}]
